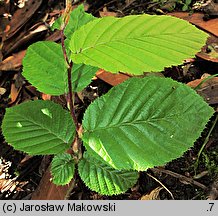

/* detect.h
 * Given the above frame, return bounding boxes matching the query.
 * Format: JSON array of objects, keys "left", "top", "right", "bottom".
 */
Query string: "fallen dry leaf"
[
  {"left": 0, "top": 87, "right": 7, "bottom": 95},
  {"left": 9, "top": 83, "right": 21, "bottom": 104},
  {"left": 3, "top": 23, "right": 48, "bottom": 56},
  {"left": 42, "top": 93, "right": 52, "bottom": 101},
  {"left": 140, "top": 187, "right": 163, "bottom": 200},
  {"left": 0, "top": 50, "right": 26, "bottom": 71},
  {"left": 169, "top": 12, "right": 218, "bottom": 37},
  {"left": 197, "top": 35, "right": 218, "bottom": 63},
  {"left": 96, "top": 69, "right": 131, "bottom": 86},
  {"left": 31, "top": 166, "right": 75, "bottom": 200},
  {"left": 8, "top": 73, "right": 24, "bottom": 104},
  {"left": 96, "top": 70, "right": 165, "bottom": 86},
  {"left": 187, "top": 75, "right": 218, "bottom": 105},
  {"left": 0, "top": 29, "right": 62, "bottom": 72},
  {"left": 4, "top": 0, "right": 43, "bottom": 41},
  {"left": 99, "top": 7, "right": 118, "bottom": 17}
]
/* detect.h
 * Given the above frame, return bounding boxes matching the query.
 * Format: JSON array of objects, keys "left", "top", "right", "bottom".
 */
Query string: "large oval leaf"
[
  {"left": 51, "top": 153, "right": 75, "bottom": 185},
  {"left": 2, "top": 100, "right": 75, "bottom": 155},
  {"left": 70, "top": 15, "right": 208, "bottom": 74},
  {"left": 78, "top": 152, "right": 139, "bottom": 195},
  {"left": 82, "top": 76, "right": 214, "bottom": 170}
]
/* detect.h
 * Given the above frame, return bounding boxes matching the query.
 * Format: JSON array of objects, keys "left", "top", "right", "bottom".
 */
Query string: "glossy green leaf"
[
  {"left": 78, "top": 152, "right": 139, "bottom": 195},
  {"left": 2, "top": 100, "right": 75, "bottom": 155},
  {"left": 51, "top": 153, "right": 75, "bottom": 185},
  {"left": 22, "top": 41, "right": 68, "bottom": 95},
  {"left": 70, "top": 15, "right": 208, "bottom": 74},
  {"left": 82, "top": 76, "right": 214, "bottom": 170}
]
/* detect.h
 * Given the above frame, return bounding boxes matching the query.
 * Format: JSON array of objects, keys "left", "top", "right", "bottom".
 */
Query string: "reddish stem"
[
  {"left": 60, "top": 29, "right": 70, "bottom": 65},
  {"left": 60, "top": 27, "right": 79, "bottom": 132},
  {"left": 67, "top": 61, "right": 79, "bottom": 132}
]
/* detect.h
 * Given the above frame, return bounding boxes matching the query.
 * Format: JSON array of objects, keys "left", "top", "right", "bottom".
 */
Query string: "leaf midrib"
[
  {"left": 86, "top": 114, "right": 181, "bottom": 132},
  {"left": 74, "top": 32, "right": 200, "bottom": 54}
]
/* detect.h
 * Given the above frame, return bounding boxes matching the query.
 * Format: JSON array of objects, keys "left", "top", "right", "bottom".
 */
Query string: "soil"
[{"left": 0, "top": 0, "right": 218, "bottom": 200}]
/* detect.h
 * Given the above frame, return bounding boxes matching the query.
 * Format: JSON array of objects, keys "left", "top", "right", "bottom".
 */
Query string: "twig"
[
  {"left": 146, "top": 172, "right": 174, "bottom": 199},
  {"left": 151, "top": 167, "right": 207, "bottom": 190}
]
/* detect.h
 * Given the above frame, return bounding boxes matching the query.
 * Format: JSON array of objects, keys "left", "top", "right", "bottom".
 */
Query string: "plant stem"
[
  {"left": 60, "top": 29, "right": 70, "bottom": 65},
  {"left": 60, "top": 29, "right": 78, "bottom": 131},
  {"left": 67, "top": 61, "right": 79, "bottom": 132},
  {"left": 59, "top": 1, "right": 79, "bottom": 132}
]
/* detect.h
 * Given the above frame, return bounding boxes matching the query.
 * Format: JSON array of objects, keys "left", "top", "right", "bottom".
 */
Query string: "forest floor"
[{"left": 0, "top": 0, "right": 218, "bottom": 200}]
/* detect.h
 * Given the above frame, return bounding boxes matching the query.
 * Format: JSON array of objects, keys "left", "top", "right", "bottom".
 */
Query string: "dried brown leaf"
[
  {"left": 31, "top": 166, "right": 75, "bottom": 200},
  {"left": 0, "top": 88, "right": 7, "bottom": 95},
  {"left": 99, "top": 7, "right": 118, "bottom": 17},
  {"left": 4, "top": 0, "right": 43, "bottom": 40},
  {"left": 96, "top": 69, "right": 131, "bottom": 86},
  {"left": 140, "top": 187, "right": 163, "bottom": 200},
  {"left": 187, "top": 76, "right": 218, "bottom": 105},
  {"left": 169, "top": 12, "right": 218, "bottom": 37},
  {"left": 0, "top": 50, "right": 26, "bottom": 71}
]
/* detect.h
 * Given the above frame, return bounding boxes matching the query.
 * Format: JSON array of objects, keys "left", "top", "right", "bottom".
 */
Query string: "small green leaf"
[
  {"left": 72, "top": 63, "right": 98, "bottom": 92},
  {"left": 78, "top": 152, "right": 139, "bottom": 195},
  {"left": 2, "top": 100, "right": 75, "bottom": 155},
  {"left": 82, "top": 76, "right": 214, "bottom": 170},
  {"left": 182, "top": 4, "right": 189, "bottom": 11},
  {"left": 51, "top": 5, "right": 98, "bottom": 93},
  {"left": 52, "top": 4, "right": 96, "bottom": 38},
  {"left": 51, "top": 153, "right": 75, "bottom": 185},
  {"left": 70, "top": 14, "right": 208, "bottom": 74},
  {"left": 23, "top": 41, "right": 67, "bottom": 95},
  {"left": 185, "top": 0, "right": 192, "bottom": 6}
]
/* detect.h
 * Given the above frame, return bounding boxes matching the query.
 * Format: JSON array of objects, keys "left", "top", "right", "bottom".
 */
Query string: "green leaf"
[
  {"left": 82, "top": 76, "right": 214, "bottom": 171},
  {"left": 72, "top": 63, "right": 98, "bottom": 92},
  {"left": 51, "top": 153, "right": 75, "bottom": 185},
  {"left": 51, "top": 5, "right": 98, "bottom": 93},
  {"left": 23, "top": 41, "right": 68, "bottom": 95},
  {"left": 70, "top": 15, "right": 208, "bottom": 74},
  {"left": 182, "top": 4, "right": 189, "bottom": 11},
  {"left": 23, "top": 41, "right": 97, "bottom": 95},
  {"left": 185, "top": 0, "right": 192, "bottom": 6},
  {"left": 52, "top": 4, "right": 96, "bottom": 38},
  {"left": 2, "top": 100, "right": 75, "bottom": 155},
  {"left": 78, "top": 152, "right": 139, "bottom": 195}
]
